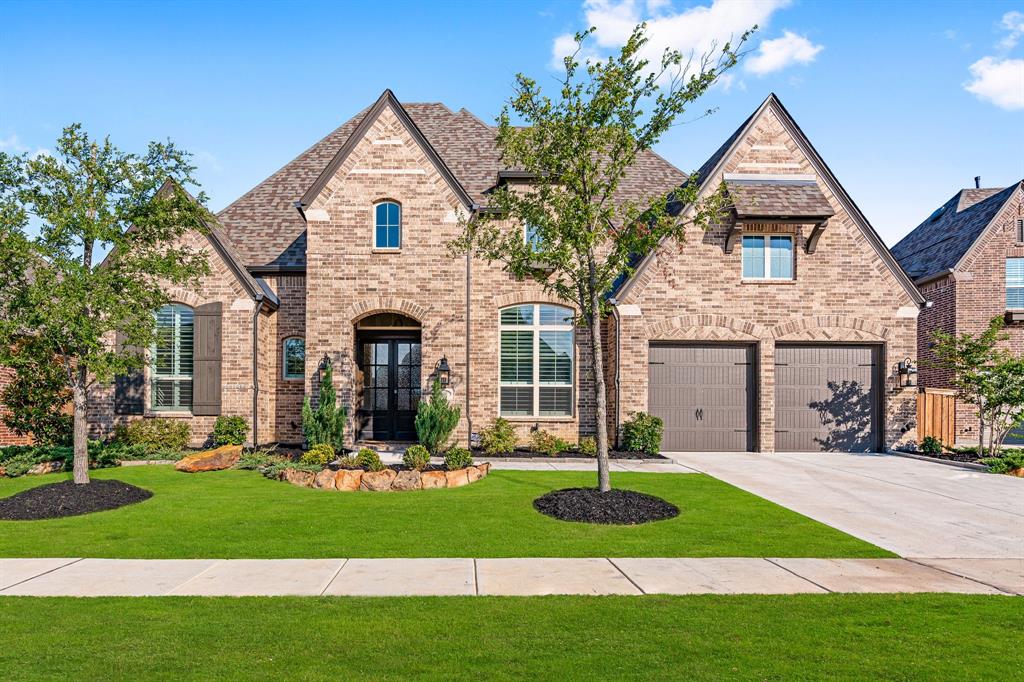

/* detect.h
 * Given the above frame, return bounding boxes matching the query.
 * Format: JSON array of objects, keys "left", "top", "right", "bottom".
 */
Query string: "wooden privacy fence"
[{"left": 917, "top": 388, "right": 956, "bottom": 447}]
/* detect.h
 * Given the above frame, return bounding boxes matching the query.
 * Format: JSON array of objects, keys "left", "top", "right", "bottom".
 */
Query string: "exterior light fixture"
[
  {"left": 897, "top": 358, "right": 917, "bottom": 388},
  {"left": 435, "top": 356, "right": 451, "bottom": 388}
]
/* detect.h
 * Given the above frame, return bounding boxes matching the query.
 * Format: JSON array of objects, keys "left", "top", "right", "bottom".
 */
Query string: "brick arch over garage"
[
  {"left": 347, "top": 297, "right": 427, "bottom": 325},
  {"left": 645, "top": 314, "right": 767, "bottom": 341},
  {"left": 771, "top": 315, "right": 890, "bottom": 341}
]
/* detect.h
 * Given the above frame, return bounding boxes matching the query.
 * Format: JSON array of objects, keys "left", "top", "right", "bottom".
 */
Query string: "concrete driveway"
[{"left": 667, "top": 451, "right": 1024, "bottom": 559}]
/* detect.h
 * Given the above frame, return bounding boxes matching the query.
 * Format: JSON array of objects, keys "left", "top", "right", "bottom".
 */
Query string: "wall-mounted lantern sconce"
[
  {"left": 434, "top": 356, "right": 451, "bottom": 388},
  {"left": 897, "top": 358, "right": 917, "bottom": 388}
]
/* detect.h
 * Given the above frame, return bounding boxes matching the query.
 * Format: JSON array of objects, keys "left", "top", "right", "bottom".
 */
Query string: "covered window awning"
[{"left": 723, "top": 174, "right": 835, "bottom": 254}]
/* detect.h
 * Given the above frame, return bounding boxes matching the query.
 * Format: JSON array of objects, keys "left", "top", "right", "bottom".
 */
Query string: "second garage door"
[
  {"left": 774, "top": 344, "right": 881, "bottom": 452},
  {"left": 648, "top": 344, "right": 754, "bottom": 452}
]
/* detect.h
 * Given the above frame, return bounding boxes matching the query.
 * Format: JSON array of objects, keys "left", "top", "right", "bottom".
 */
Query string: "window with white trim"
[
  {"left": 283, "top": 337, "right": 305, "bottom": 380},
  {"left": 742, "top": 234, "right": 794, "bottom": 280},
  {"left": 151, "top": 304, "right": 193, "bottom": 411},
  {"left": 1008, "top": 258, "right": 1024, "bottom": 310},
  {"left": 499, "top": 304, "right": 574, "bottom": 417},
  {"left": 374, "top": 201, "right": 401, "bottom": 249}
]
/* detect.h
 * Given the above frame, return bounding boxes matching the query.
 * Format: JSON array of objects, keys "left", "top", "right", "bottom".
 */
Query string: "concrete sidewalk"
[{"left": 1, "top": 557, "right": 1019, "bottom": 597}]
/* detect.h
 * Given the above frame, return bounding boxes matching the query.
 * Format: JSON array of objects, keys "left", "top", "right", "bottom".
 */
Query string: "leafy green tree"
[
  {"left": 0, "top": 126, "right": 212, "bottom": 483},
  {"left": 932, "top": 317, "right": 1024, "bottom": 457},
  {"left": 452, "top": 24, "right": 750, "bottom": 491},
  {"left": 302, "top": 364, "right": 347, "bottom": 452},
  {"left": 1, "top": 337, "right": 73, "bottom": 445}
]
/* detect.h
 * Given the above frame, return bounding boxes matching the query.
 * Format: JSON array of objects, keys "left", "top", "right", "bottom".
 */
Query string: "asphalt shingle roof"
[
  {"left": 726, "top": 180, "right": 834, "bottom": 219},
  {"left": 890, "top": 184, "right": 1019, "bottom": 282}
]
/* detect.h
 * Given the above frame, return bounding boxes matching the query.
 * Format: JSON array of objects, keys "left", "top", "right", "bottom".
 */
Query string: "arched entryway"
[{"left": 354, "top": 312, "right": 422, "bottom": 441}]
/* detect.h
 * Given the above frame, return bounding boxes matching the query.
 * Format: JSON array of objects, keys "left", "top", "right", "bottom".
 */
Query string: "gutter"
[
  {"left": 465, "top": 204, "right": 481, "bottom": 448},
  {"left": 608, "top": 299, "right": 622, "bottom": 448},
  {"left": 251, "top": 294, "right": 265, "bottom": 447},
  {"left": 912, "top": 268, "right": 956, "bottom": 289}
]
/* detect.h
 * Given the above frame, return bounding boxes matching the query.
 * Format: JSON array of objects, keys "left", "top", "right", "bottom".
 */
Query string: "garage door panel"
[{"left": 775, "top": 344, "right": 879, "bottom": 453}]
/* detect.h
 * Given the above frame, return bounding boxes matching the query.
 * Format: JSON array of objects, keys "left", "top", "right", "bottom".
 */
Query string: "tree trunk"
[
  {"left": 72, "top": 369, "right": 89, "bottom": 485},
  {"left": 589, "top": 289, "right": 611, "bottom": 493},
  {"left": 978, "top": 412, "right": 985, "bottom": 458}
]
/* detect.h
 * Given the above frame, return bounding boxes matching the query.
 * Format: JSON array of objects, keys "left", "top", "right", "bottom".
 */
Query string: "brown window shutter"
[
  {"left": 192, "top": 302, "right": 223, "bottom": 416},
  {"left": 113, "top": 331, "right": 145, "bottom": 415}
]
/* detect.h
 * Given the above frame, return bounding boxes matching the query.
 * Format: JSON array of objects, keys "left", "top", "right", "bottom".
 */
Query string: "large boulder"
[
  {"left": 466, "top": 466, "right": 482, "bottom": 483},
  {"left": 175, "top": 445, "right": 242, "bottom": 473},
  {"left": 282, "top": 468, "right": 316, "bottom": 487},
  {"left": 476, "top": 462, "right": 491, "bottom": 477},
  {"left": 27, "top": 460, "right": 65, "bottom": 476},
  {"left": 445, "top": 469, "right": 470, "bottom": 488},
  {"left": 360, "top": 469, "right": 397, "bottom": 491},
  {"left": 421, "top": 471, "right": 448, "bottom": 489},
  {"left": 334, "top": 469, "right": 363, "bottom": 491},
  {"left": 392, "top": 470, "right": 422, "bottom": 491},
  {"left": 313, "top": 469, "right": 337, "bottom": 490}
]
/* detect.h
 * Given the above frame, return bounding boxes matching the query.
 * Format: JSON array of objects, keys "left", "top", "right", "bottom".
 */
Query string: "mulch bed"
[
  {"left": 533, "top": 487, "right": 680, "bottom": 525},
  {"left": 473, "top": 448, "right": 665, "bottom": 460},
  {"left": 0, "top": 479, "right": 153, "bottom": 521}
]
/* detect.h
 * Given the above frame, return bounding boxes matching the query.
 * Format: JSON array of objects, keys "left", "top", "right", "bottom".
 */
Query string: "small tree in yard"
[
  {"left": 0, "top": 126, "right": 212, "bottom": 484},
  {"left": 302, "top": 364, "right": 347, "bottom": 453},
  {"left": 415, "top": 379, "right": 461, "bottom": 455},
  {"left": 452, "top": 24, "right": 751, "bottom": 492},
  {"left": 931, "top": 317, "right": 1024, "bottom": 458}
]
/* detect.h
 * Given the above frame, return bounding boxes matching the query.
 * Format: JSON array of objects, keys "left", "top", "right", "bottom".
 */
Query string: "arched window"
[
  {"left": 499, "top": 304, "right": 574, "bottom": 417},
  {"left": 374, "top": 201, "right": 401, "bottom": 249},
  {"left": 282, "top": 337, "right": 305, "bottom": 380},
  {"left": 152, "top": 303, "right": 193, "bottom": 411}
]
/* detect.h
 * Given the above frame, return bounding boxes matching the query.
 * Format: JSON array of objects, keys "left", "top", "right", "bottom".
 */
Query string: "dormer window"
[
  {"left": 374, "top": 201, "right": 401, "bottom": 249},
  {"left": 742, "top": 234, "right": 794, "bottom": 280}
]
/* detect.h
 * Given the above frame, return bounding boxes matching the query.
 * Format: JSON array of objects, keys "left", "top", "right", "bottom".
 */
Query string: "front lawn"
[
  {"left": 0, "top": 466, "right": 890, "bottom": 558},
  {"left": 0, "top": 594, "right": 1019, "bottom": 679}
]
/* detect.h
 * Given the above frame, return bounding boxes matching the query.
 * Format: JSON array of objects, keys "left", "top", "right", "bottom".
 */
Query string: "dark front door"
[{"left": 360, "top": 338, "right": 421, "bottom": 440}]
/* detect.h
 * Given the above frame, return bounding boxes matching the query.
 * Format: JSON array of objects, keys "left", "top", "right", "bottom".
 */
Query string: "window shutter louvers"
[
  {"left": 113, "top": 331, "right": 145, "bottom": 415},
  {"left": 191, "top": 302, "right": 223, "bottom": 416}
]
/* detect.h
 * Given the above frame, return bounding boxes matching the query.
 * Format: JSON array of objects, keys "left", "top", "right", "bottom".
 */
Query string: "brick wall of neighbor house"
[
  {"left": 615, "top": 105, "right": 919, "bottom": 452},
  {"left": 950, "top": 189, "right": 1024, "bottom": 444},
  {"left": 88, "top": 231, "right": 261, "bottom": 448},
  {"left": 304, "top": 104, "right": 592, "bottom": 447},
  {"left": 0, "top": 366, "right": 33, "bottom": 446}
]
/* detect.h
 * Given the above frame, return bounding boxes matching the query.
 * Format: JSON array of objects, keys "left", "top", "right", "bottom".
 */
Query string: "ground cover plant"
[
  {"left": 0, "top": 466, "right": 889, "bottom": 559},
  {"left": 0, "top": 595, "right": 1019, "bottom": 680}
]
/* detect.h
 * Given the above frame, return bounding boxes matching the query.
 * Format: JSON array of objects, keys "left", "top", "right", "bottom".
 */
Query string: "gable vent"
[{"left": 1017, "top": 218, "right": 1023, "bottom": 244}]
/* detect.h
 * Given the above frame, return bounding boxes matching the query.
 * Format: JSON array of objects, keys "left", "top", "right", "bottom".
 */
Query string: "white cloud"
[
  {"left": 550, "top": 0, "right": 807, "bottom": 78},
  {"left": 0, "top": 133, "right": 49, "bottom": 159},
  {"left": 964, "top": 56, "right": 1024, "bottom": 110},
  {"left": 745, "top": 30, "right": 823, "bottom": 75},
  {"left": 998, "top": 10, "right": 1024, "bottom": 50}
]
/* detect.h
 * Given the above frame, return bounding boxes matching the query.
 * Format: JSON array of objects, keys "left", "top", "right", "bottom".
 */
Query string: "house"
[
  {"left": 86, "top": 91, "right": 923, "bottom": 454},
  {"left": 891, "top": 180, "right": 1024, "bottom": 446}
]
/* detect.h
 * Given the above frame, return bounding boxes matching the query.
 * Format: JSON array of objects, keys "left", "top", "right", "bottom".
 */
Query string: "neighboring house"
[
  {"left": 892, "top": 180, "right": 1024, "bottom": 446},
  {"left": 87, "top": 91, "right": 923, "bottom": 453}
]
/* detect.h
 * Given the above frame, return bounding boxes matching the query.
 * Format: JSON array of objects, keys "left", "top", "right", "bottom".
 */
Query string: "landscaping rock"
[
  {"left": 334, "top": 469, "right": 363, "bottom": 491},
  {"left": 27, "top": 461, "right": 64, "bottom": 476},
  {"left": 175, "top": 445, "right": 242, "bottom": 473},
  {"left": 1010, "top": 467, "right": 1024, "bottom": 478},
  {"left": 421, "top": 471, "right": 448, "bottom": 489},
  {"left": 360, "top": 469, "right": 397, "bottom": 491},
  {"left": 282, "top": 468, "right": 316, "bottom": 488},
  {"left": 313, "top": 469, "right": 337, "bottom": 490},
  {"left": 392, "top": 470, "right": 422, "bottom": 491},
  {"left": 445, "top": 469, "right": 470, "bottom": 488},
  {"left": 466, "top": 466, "right": 482, "bottom": 483},
  {"left": 476, "top": 462, "right": 491, "bottom": 477}
]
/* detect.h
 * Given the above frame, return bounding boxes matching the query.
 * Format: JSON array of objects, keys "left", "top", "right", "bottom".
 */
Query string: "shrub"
[
  {"left": 444, "top": 446, "right": 473, "bottom": 470},
  {"left": 981, "top": 452, "right": 1024, "bottom": 474},
  {"left": 261, "top": 460, "right": 323, "bottom": 480},
  {"left": 302, "top": 364, "right": 347, "bottom": 452},
  {"left": 213, "top": 416, "right": 249, "bottom": 446},
  {"left": 622, "top": 412, "right": 663, "bottom": 454},
  {"left": 0, "top": 442, "right": 130, "bottom": 477},
  {"left": 336, "top": 455, "right": 361, "bottom": 470},
  {"left": 403, "top": 444, "right": 431, "bottom": 471},
  {"left": 480, "top": 417, "right": 517, "bottom": 455},
  {"left": 112, "top": 418, "right": 191, "bottom": 453},
  {"left": 1, "top": 452, "right": 38, "bottom": 477},
  {"left": 415, "top": 379, "right": 461, "bottom": 455},
  {"left": 357, "top": 447, "right": 385, "bottom": 472},
  {"left": 301, "top": 443, "right": 335, "bottom": 467},
  {"left": 0, "top": 341, "right": 73, "bottom": 446},
  {"left": 578, "top": 436, "right": 597, "bottom": 457},
  {"left": 919, "top": 436, "right": 943, "bottom": 455},
  {"left": 235, "top": 448, "right": 285, "bottom": 471},
  {"left": 529, "top": 429, "right": 569, "bottom": 457}
]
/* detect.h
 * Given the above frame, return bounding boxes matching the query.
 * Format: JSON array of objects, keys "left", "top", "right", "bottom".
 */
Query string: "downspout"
[
  {"left": 251, "top": 295, "right": 265, "bottom": 447},
  {"left": 609, "top": 300, "right": 622, "bottom": 449},
  {"left": 465, "top": 204, "right": 480, "bottom": 449}
]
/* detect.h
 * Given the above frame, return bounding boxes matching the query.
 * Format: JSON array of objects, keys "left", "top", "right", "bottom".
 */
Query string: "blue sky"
[{"left": 1, "top": 0, "right": 1021, "bottom": 246}]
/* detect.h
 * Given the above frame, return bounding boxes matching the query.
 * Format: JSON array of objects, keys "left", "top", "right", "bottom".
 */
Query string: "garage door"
[
  {"left": 648, "top": 344, "right": 754, "bottom": 452},
  {"left": 775, "top": 344, "right": 880, "bottom": 452}
]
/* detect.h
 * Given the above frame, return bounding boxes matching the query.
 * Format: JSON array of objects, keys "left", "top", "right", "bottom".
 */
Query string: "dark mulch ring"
[
  {"left": 472, "top": 447, "right": 665, "bottom": 460},
  {"left": 0, "top": 479, "right": 153, "bottom": 521},
  {"left": 533, "top": 487, "right": 680, "bottom": 525}
]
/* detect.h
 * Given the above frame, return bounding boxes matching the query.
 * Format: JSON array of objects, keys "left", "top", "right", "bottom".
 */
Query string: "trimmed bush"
[
  {"left": 529, "top": 429, "right": 569, "bottom": 457},
  {"left": 357, "top": 447, "right": 385, "bottom": 472},
  {"left": 112, "top": 418, "right": 191, "bottom": 453},
  {"left": 213, "top": 416, "right": 249, "bottom": 446},
  {"left": 480, "top": 417, "right": 517, "bottom": 455},
  {"left": 578, "top": 436, "right": 597, "bottom": 457},
  {"left": 444, "top": 446, "right": 473, "bottom": 470},
  {"left": 622, "top": 412, "right": 663, "bottom": 455},
  {"left": 301, "top": 443, "right": 335, "bottom": 467},
  {"left": 415, "top": 380, "right": 461, "bottom": 455},
  {"left": 403, "top": 444, "right": 431, "bottom": 471}
]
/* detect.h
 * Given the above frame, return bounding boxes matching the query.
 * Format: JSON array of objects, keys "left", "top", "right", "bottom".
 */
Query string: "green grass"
[
  {"left": 0, "top": 466, "right": 891, "bottom": 558},
  {"left": 0, "top": 594, "right": 1019, "bottom": 679}
]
